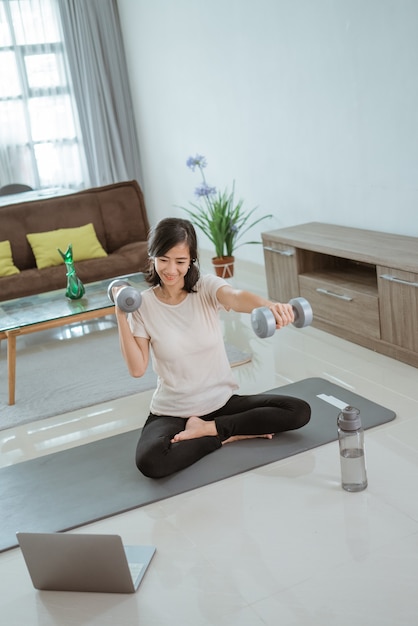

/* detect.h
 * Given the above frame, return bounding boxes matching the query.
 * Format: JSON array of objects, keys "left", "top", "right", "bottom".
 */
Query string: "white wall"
[{"left": 117, "top": 0, "right": 418, "bottom": 264}]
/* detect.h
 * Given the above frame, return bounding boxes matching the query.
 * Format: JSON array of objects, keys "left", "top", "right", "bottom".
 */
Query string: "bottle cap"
[{"left": 337, "top": 405, "right": 361, "bottom": 431}]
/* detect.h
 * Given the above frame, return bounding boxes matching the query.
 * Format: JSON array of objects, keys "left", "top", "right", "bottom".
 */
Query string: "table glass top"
[{"left": 0, "top": 272, "right": 148, "bottom": 332}]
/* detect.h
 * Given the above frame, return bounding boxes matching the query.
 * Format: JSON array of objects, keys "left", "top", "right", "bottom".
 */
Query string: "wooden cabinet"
[{"left": 262, "top": 223, "right": 418, "bottom": 368}]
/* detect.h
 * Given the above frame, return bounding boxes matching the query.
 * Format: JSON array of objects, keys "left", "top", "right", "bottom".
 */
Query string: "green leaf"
[{"left": 179, "top": 167, "right": 272, "bottom": 257}]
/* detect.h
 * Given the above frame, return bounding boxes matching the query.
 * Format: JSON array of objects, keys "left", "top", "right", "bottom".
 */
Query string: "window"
[{"left": 0, "top": 0, "right": 87, "bottom": 189}]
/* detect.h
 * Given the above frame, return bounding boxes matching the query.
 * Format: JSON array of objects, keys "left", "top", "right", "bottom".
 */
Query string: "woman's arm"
[
  {"left": 114, "top": 306, "right": 150, "bottom": 377},
  {"left": 216, "top": 284, "right": 294, "bottom": 329}
]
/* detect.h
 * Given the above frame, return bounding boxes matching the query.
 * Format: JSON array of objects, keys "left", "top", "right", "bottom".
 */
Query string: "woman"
[{"left": 114, "top": 218, "right": 311, "bottom": 478}]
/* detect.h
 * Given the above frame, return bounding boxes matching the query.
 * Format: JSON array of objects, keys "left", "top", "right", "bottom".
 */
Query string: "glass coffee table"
[{"left": 0, "top": 272, "right": 147, "bottom": 405}]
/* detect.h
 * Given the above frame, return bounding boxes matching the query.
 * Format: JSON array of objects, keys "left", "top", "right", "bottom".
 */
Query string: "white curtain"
[
  {"left": 0, "top": 0, "right": 88, "bottom": 190},
  {"left": 58, "top": 0, "right": 143, "bottom": 187},
  {"left": 0, "top": 0, "right": 142, "bottom": 191}
]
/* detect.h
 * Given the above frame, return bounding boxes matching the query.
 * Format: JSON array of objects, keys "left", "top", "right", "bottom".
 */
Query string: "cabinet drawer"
[
  {"left": 262, "top": 240, "right": 299, "bottom": 302},
  {"left": 378, "top": 266, "right": 418, "bottom": 351},
  {"left": 299, "top": 275, "right": 381, "bottom": 339}
]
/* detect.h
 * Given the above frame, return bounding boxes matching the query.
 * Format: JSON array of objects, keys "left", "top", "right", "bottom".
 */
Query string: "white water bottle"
[{"left": 337, "top": 406, "right": 368, "bottom": 492}]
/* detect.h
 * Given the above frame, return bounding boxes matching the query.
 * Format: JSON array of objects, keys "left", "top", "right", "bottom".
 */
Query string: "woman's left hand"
[{"left": 268, "top": 302, "right": 294, "bottom": 329}]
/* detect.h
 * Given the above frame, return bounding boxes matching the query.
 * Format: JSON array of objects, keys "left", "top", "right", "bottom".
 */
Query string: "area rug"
[
  {"left": 0, "top": 378, "right": 396, "bottom": 552},
  {"left": 0, "top": 326, "right": 251, "bottom": 430}
]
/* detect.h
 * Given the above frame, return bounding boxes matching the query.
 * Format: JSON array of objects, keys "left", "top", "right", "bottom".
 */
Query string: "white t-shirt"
[{"left": 128, "top": 274, "right": 238, "bottom": 417}]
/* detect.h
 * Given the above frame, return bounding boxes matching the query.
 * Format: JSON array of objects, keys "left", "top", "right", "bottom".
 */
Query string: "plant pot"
[{"left": 212, "top": 255, "right": 234, "bottom": 278}]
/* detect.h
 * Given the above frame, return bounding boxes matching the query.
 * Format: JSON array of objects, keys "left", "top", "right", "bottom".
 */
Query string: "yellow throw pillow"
[
  {"left": 26, "top": 223, "right": 107, "bottom": 269},
  {"left": 0, "top": 240, "right": 20, "bottom": 277}
]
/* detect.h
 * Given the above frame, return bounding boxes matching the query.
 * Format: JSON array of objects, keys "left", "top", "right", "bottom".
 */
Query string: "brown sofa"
[{"left": 0, "top": 180, "right": 150, "bottom": 301}]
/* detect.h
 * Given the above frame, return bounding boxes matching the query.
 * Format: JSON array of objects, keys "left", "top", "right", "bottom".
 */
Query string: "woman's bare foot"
[
  {"left": 171, "top": 417, "right": 274, "bottom": 445},
  {"left": 222, "top": 434, "right": 274, "bottom": 445},
  {"left": 171, "top": 416, "right": 218, "bottom": 443}
]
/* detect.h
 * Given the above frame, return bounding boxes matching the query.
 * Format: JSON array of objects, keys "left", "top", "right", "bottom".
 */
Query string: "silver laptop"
[{"left": 16, "top": 531, "right": 156, "bottom": 594}]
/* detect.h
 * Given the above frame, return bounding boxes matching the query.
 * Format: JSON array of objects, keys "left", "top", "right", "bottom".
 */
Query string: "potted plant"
[{"left": 180, "top": 154, "right": 272, "bottom": 278}]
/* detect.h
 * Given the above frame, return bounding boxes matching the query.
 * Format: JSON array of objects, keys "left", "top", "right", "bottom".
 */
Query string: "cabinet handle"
[
  {"left": 380, "top": 274, "right": 418, "bottom": 288},
  {"left": 263, "top": 246, "right": 294, "bottom": 256},
  {"left": 316, "top": 288, "right": 353, "bottom": 301}
]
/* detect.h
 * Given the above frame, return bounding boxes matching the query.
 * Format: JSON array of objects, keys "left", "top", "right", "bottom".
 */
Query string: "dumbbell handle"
[
  {"left": 107, "top": 279, "right": 142, "bottom": 313},
  {"left": 251, "top": 297, "right": 313, "bottom": 338}
]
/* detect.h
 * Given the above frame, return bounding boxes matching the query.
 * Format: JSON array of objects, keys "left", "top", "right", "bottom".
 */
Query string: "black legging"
[{"left": 136, "top": 393, "right": 311, "bottom": 478}]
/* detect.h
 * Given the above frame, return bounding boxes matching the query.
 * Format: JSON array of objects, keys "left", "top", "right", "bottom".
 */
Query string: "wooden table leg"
[
  {"left": 1, "top": 306, "right": 116, "bottom": 406},
  {"left": 5, "top": 329, "right": 20, "bottom": 405}
]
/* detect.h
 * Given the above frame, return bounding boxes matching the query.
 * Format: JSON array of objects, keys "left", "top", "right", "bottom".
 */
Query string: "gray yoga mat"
[{"left": 1, "top": 378, "right": 396, "bottom": 552}]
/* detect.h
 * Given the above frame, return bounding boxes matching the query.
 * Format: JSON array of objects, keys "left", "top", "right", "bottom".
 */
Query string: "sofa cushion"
[
  {"left": 1, "top": 192, "right": 107, "bottom": 271},
  {"left": 0, "top": 240, "right": 20, "bottom": 277},
  {"left": 26, "top": 223, "right": 108, "bottom": 269},
  {"left": 96, "top": 181, "right": 150, "bottom": 253},
  {"left": 74, "top": 242, "right": 149, "bottom": 284}
]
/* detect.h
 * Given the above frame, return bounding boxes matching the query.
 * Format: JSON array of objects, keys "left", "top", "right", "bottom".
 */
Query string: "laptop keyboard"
[{"left": 128, "top": 562, "right": 144, "bottom": 581}]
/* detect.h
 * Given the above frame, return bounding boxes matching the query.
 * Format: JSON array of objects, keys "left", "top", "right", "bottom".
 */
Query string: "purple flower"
[
  {"left": 194, "top": 183, "right": 217, "bottom": 198},
  {"left": 186, "top": 154, "right": 207, "bottom": 171}
]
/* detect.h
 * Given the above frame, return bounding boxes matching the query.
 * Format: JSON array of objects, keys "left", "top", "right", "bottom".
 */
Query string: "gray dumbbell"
[
  {"left": 107, "top": 279, "right": 142, "bottom": 312},
  {"left": 251, "top": 297, "right": 313, "bottom": 338}
]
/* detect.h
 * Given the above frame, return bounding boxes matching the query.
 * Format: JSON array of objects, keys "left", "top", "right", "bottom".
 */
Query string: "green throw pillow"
[
  {"left": 0, "top": 240, "right": 20, "bottom": 277},
  {"left": 26, "top": 223, "right": 107, "bottom": 269}
]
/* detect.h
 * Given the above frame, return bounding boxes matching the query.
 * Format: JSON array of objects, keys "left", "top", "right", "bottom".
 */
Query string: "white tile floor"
[{"left": 1, "top": 262, "right": 418, "bottom": 625}]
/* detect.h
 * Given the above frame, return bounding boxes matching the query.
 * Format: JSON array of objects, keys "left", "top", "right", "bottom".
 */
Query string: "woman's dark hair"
[{"left": 146, "top": 217, "right": 200, "bottom": 291}]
